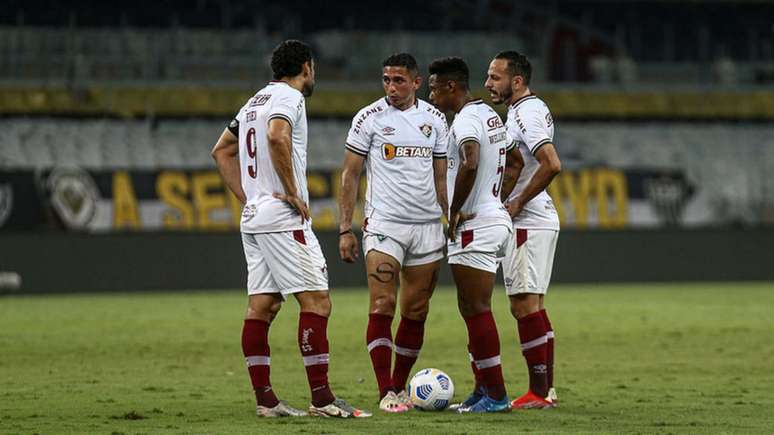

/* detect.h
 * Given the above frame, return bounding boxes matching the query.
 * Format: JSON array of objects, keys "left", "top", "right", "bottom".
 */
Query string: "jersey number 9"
[{"left": 246, "top": 127, "right": 258, "bottom": 179}]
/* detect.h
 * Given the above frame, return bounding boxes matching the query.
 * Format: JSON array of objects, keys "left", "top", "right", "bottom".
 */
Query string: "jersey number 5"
[{"left": 246, "top": 127, "right": 258, "bottom": 179}]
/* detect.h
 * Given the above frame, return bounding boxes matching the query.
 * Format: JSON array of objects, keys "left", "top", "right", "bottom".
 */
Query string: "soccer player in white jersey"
[
  {"left": 211, "top": 40, "right": 370, "bottom": 419},
  {"left": 338, "top": 53, "right": 449, "bottom": 413},
  {"left": 485, "top": 51, "right": 562, "bottom": 409},
  {"left": 427, "top": 56, "right": 525, "bottom": 413}
]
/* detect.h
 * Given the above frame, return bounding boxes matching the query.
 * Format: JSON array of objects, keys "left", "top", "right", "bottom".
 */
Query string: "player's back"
[
  {"left": 505, "top": 95, "right": 559, "bottom": 230},
  {"left": 447, "top": 99, "right": 512, "bottom": 228},
  {"left": 236, "top": 81, "right": 309, "bottom": 233}
]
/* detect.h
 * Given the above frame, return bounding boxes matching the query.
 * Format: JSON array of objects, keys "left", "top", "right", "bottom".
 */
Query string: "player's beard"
[
  {"left": 302, "top": 82, "right": 314, "bottom": 98},
  {"left": 496, "top": 86, "right": 513, "bottom": 105}
]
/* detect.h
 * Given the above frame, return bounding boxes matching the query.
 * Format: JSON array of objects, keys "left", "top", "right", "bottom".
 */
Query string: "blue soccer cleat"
[
  {"left": 456, "top": 394, "right": 511, "bottom": 413},
  {"left": 448, "top": 385, "right": 486, "bottom": 411}
]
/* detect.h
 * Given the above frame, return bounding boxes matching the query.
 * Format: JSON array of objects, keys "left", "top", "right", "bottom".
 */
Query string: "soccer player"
[
  {"left": 485, "top": 51, "right": 562, "bottom": 409},
  {"left": 338, "top": 53, "right": 449, "bottom": 413},
  {"left": 211, "top": 39, "right": 370, "bottom": 418},
  {"left": 427, "top": 56, "right": 524, "bottom": 413}
]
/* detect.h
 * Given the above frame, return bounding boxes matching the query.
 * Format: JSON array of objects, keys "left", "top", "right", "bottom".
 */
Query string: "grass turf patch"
[{"left": 1, "top": 282, "right": 773, "bottom": 434}]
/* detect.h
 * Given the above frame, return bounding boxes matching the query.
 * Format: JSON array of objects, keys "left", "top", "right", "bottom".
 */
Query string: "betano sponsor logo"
[{"left": 382, "top": 143, "right": 433, "bottom": 160}]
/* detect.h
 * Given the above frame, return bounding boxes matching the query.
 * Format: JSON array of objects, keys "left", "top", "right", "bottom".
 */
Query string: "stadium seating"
[{"left": 2, "top": 120, "right": 773, "bottom": 219}]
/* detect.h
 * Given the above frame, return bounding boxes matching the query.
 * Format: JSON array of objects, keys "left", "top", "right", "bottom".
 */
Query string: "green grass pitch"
[{"left": 2, "top": 283, "right": 773, "bottom": 434}]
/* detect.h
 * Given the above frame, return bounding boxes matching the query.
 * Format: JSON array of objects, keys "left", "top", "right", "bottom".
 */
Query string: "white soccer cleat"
[
  {"left": 256, "top": 400, "right": 308, "bottom": 417},
  {"left": 547, "top": 387, "right": 558, "bottom": 405},
  {"left": 379, "top": 391, "right": 410, "bottom": 413},
  {"left": 309, "top": 398, "right": 372, "bottom": 418},
  {"left": 395, "top": 390, "right": 414, "bottom": 410}
]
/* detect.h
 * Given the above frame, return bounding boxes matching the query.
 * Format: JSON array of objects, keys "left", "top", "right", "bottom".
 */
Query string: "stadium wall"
[{"left": 1, "top": 229, "right": 772, "bottom": 294}]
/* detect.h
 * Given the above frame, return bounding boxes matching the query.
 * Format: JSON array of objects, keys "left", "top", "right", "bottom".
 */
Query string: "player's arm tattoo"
[{"left": 368, "top": 262, "right": 396, "bottom": 284}]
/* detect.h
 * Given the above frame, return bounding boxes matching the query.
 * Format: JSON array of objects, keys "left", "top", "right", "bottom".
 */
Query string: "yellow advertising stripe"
[{"left": 2, "top": 86, "right": 774, "bottom": 119}]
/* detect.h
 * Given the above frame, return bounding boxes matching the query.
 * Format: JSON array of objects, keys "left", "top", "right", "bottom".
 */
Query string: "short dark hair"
[
  {"left": 494, "top": 50, "right": 531, "bottom": 85},
  {"left": 271, "top": 39, "right": 313, "bottom": 80},
  {"left": 428, "top": 56, "right": 470, "bottom": 89},
  {"left": 382, "top": 53, "right": 418, "bottom": 75}
]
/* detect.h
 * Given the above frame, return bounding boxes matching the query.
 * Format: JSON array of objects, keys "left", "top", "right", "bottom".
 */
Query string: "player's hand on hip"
[
  {"left": 447, "top": 212, "right": 475, "bottom": 242},
  {"left": 339, "top": 232, "right": 360, "bottom": 263},
  {"left": 273, "top": 193, "right": 310, "bottom": 223},
  {"left": 506, "top": 199, "right": 524, "bottom": 219}
]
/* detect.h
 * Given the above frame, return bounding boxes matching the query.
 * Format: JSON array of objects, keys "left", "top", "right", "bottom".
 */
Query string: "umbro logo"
[{"left": 382, "top": 126, "right": 396, "bottom": 136}]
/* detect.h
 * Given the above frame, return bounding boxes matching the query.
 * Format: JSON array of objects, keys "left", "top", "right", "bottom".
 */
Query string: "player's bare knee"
[
  {"left": 245, "top": 294, "right": 283, "bottom": 323},
  {"left": 298, "top": 291, "right": 331, "bottom": 317},
  {"left": 267, "top": 299, "right": 282, "bottom": 320},
  {"left": 401, "top": 298, "right": 430, "bottom": 321},
  {"left": 370, "top": 292, "right": 396, "bottom": 316},
  {"left": 510, "top": 294, "right": 539, "bottom": 318},
  {"left": 457, "top": 293, "right": 490, "bottom": 317},
  {"left": 245, "top": 305, "right": 278, "bottom": 323}
]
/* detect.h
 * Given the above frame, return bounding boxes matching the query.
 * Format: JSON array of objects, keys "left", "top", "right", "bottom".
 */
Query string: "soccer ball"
[{"left": 408, "top": 368, "right": 455, "bottom": 411}]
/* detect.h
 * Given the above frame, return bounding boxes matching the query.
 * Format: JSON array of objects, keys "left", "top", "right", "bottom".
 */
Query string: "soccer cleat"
[
  {"left": 456, "top": 395, "right": 511, "bottom": 413},
  {"left": 547, "top": 387, "right": 558, "bottom": 405},
  {"left": 511, "top": 391, "right": 556, "bottom": 409},
  {"left": 309, "top": 398, "right": 372, "bottom": 418},
  {"left": 379, "top": 391, "right": 410, "bottom": 413},
  {"left": 256, "top": 400, "right": 308, "bottom": 417},
  {"left": 448, "top": 385, "right": 485, "bottom": 411},
  {"left": 395, "top": 390, "right": 414, "bottom": 409}
]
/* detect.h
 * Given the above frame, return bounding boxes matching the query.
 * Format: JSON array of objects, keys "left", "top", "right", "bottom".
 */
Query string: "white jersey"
[
  {"left": 447, "top": 99, "right": 513, "bottom": 229},
  {"left": 233, "top": 81, "right": 310, "bottom": 233},
  {"left": 505, "top": 94, "right": 560, "bottom": 230},
  {"left": 346, "top": 97, "right": 448, "bottom": 223}
]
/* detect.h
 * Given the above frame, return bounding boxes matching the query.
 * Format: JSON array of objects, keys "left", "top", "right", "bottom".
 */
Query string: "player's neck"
[
  {"left": 508, "top": 88, "right": 532, "bottom": 106},
  {"left": 279, "top": 76, "right": 305, "bottom": 94},
  {"left": 392, "top": 96, "right": 416, "bottom": 111},
  {"left": 452, "top": 94, "right": 475, "bottom": 114}
]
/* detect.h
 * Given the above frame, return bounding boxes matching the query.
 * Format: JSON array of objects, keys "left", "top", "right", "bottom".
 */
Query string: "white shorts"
[
  {"left": 362, "top": 218, "right": 445, "bottom": 267},
  {"left": 241, "top": 229, "right": 328, "bottom": 298},
  {"left": 447, "top": 224, "right": 513, "bottom": 274},
  {"left": 502, "top": 229, "right": 559, "bottom": 295}
]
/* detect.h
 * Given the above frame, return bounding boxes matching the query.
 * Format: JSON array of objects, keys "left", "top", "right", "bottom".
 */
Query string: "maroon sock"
[
  {"left": 517, "top": 311, "right": 549, "bottom": 398},
  {"left": 298, "top": 312, "right": 336, "bottom": 407},
  {"left": 467, "top": 343, "right": 484, "bottom": 392},
  {"left": 366, "top": 313, "right": 395, "bottom": 398},
  {"left": 540, "top": 309, "right": 555, "bottom": 389},
  {"left": 242, "top": 319, "right": 279, "bottom": 408},
  {"left": 392, "top": 316, "right": 424, "bottom": 392},
  {"left": 464, "top": 311, "right": 506, "bottom": 400}
]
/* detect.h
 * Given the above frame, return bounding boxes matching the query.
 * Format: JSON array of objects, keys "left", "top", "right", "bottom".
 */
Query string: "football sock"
[
  {"left": 392, "top": 316, "right": 425, "bottom": 392},
  {"left": 540, "top": 309, "right": 555, "bottom": 389},
  {"left": 468, "top": 343, "right": 484, "bottom": 392},
  {"left": 517, "top": 311, "right": 549, "bottom": 398},
  {"left": 366, "top": 313, "right": 395, "bottom": 398},
  {"left": 464, "top": 311, "right": 506, "bottom": 400},
  {"left": 242, "top": 319, "right": 279, "bottom": 408},
  {"left": 298, "top": 312, "right": 335, "bottom": 407}
]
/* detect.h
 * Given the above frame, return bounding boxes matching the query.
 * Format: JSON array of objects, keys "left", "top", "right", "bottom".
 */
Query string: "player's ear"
[
  {"left": 512, "top": 74, "right": 522, "bottom": 91},
  {"left": 303, "top": 60, "right": 313, "bottom": 77},
  {"left": 414, "top": 73, "right": 422, "bottom": 90}
]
